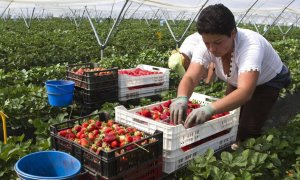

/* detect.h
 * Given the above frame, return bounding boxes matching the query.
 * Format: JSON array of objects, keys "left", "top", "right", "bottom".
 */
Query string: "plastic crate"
[
  {"left": 115, "top": 92, "right": 240, "bottom": 151},
  {"left": 163, "top": 126, "right": 238, "bottom": 174},
  {"left": 79, "top": 156, "right": 163, "bottom": 180},
  {"left": 74, "top": 86, "right": 118, "bottom": 104},
  {"left": 118, "top": 82, "right": 169, "bottom": 101},
  {"left": 118, "top": 64, "right": 169, "bottom": 88},
  {"left": 66, "top": 63, "right": 118, "bottom": 90},
  {"left": 50, "top": 113, "right": 163, "bottom": 179}
]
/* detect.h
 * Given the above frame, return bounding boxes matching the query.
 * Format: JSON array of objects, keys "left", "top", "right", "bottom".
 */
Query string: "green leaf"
[
  {"left": 232, "top": 155, "right": 248, "bottom": 167},
  {"left": 266, "top": 135, "right": 274, "bottom": 142},
  {"left": 221, "top": 152, "right": 233, "bottom": 166},
  {"left": 240, "top": 171, "right": 252, "bottom": 180}
]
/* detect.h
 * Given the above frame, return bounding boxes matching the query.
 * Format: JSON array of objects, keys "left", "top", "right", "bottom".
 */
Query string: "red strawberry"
[
  {"left": 88, "top": 132, "right": 96, "bottom": 141},
  {"left": 58, "top": 130, "right": 68, "bottom": 137},
  {"left": 140, "top": 109, "right": 151, "bottom": 118},
  {"left": 162, "top": 100, "right": 172, "bottom": 108},
  {"left": 107, "top": 119, "right": 114, "bottom": 127},
  {"left": 103, "top": 134, "right": 116, "bottom": 143},
  {"left": 80, "top": 138, "right": 89, "bottom": 147},
  {"left": 160, "top": 114, "right": 168, "bottom": 120},
  {"left": 111, "top": 140, "right": 119, "bottom": 149},
  {"left": 73, "top": 125, "right": 81, "bottom": 133},
  {"left": 82, "top": 122, "right": 89, "bottom": 128},
  {"left": 126, "top": 135, "right": 133, "bottom": 143},
  {"left": 157, "top": 105, "right": 163, "bottom": 113}
]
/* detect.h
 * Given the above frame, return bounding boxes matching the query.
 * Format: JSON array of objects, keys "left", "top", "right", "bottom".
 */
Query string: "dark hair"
[{"left": 197, "top": 4, "right": 236, "bottom": 37}]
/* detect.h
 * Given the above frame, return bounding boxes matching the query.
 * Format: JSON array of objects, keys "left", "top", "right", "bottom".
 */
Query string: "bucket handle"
[
  {"left": 0, "top": 111, "right": 8, "bottom": 144},
  {"left": 46, "top": 84, "right": 74, "bottom": 95}
]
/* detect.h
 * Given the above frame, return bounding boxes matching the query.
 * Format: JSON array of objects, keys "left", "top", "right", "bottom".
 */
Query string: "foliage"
[{"left": 185, "top": 113, "right": 300, "bottom": 179}]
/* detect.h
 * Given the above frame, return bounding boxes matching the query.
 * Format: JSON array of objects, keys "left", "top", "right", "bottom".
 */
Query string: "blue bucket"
[
  {"left": 14, "top": 151, "right": 81, "bottom": 180},
  {"left": 45, "top": 80, "right": 75, "bottom": 107}
]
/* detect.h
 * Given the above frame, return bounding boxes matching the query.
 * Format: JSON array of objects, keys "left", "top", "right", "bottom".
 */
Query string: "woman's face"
[{"left": 201, "top": 31, "right": 236, "bottom": 57}]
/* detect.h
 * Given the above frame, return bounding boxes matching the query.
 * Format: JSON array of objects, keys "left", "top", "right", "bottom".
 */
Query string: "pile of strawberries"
[
  {"left": 136, "top": 99, "right": 229, "bottom": 125},
  {"left": 57, "top": 119, "right": 156, "bottom": 155},
  {"left": 118, "top": 68, "right": 162, "bottom": 76},
  {"left": 73, "top": 67, "right": 113, "bottom": 76}
]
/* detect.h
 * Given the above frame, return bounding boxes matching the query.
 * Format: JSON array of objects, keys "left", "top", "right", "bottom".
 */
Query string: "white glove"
[
  {"left": 184, "top": 104, "right": 215, "bottom": 128},
  {"left": 170, "top": 96, "right": 188, "bottom": 125}
]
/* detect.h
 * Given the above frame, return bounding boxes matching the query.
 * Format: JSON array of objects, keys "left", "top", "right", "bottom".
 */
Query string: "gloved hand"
[
  {"left": 170, "top": 96, "right": 188, "bottom": 125},
  {"left": 184, "top": 104, "right": 215, "bottom": 128}
]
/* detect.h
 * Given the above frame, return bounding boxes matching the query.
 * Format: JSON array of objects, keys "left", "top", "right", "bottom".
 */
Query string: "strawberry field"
[{"left": 0, "top": 18, "right": 300, "bottom": 179}]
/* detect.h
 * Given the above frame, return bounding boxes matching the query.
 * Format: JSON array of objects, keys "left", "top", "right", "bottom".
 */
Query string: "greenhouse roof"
[{"left": 1, "top": 0, "right": 299, "bottom": 26}]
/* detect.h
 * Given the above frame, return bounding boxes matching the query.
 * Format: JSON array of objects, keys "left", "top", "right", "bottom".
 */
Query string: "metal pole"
[
  {"left": 1, "top": 0, "right": 13, "bottom": 19},
  {"left": 263, "top": 0, "right": 296, "bottom": 35},
  {"left": 237, "top": 0, "right": 259, "bottom": 26},
  {"left": 161, "top": 0, "right": 209, "bottom": 46}
]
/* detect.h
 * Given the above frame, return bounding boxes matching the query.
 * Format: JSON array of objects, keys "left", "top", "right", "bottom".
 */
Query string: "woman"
[
  {"left": 170, "top": 4, "right": 291, "bottom": 145},
  {"left": 168, "top": 32, "right": 216, "bottom": 84}
]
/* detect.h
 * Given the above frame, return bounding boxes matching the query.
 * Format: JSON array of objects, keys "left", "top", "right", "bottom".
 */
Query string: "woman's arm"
[
  {"left": 212, "top": 71, "right": 259, "bottom": 114},
  {"left": 205, "top": 62, "right": 215, "bottom": 84},
  {"left": 177, "top": 62, "right": 207, "bottom": 98}
]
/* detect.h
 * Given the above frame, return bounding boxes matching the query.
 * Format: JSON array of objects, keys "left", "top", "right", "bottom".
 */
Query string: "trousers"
[{"left": 227, "top": 84, "right": 280, "bottom": 141}]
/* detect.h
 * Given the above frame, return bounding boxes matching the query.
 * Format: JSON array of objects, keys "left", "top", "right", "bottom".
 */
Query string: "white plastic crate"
[
  {"left": 115, "top": 92, "right": 240, "bottom": 151},
  {"left": 163, "top": 125, "right": 238, "bottom": 174},
  {"left": 118, "top": 81, "right": 169, "bottom": 101},
  {"left": 118, "top": 87, "right": 168, "bottom": 101},
  {"left": 118, "top": 64, "right": 170, "bottom": 88}
]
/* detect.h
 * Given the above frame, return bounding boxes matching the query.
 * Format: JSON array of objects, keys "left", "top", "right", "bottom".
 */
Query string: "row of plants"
[{"left": 1, "top": 19, "right": 300, "bottom": 71}]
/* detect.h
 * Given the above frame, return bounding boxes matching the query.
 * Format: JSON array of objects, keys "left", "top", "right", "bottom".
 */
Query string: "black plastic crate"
[
  {"left": 50, "top": 113, "right": 163, "bottom": 179},
  {"left": 79, "top": 156, "right": 163, "bottom": 180},
  {"left": 74, "top": 86, "right": 118, "bottom": 104},
  {"left": 66, "top": 63, "right": 118, "bottom": 90}
]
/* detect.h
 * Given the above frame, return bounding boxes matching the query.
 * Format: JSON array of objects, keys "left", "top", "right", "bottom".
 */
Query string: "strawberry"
[
  {"left": 134, "top": 131, "right": 143, "bottom": 137},
  {"left": 119, "top": 141, "right": 128, "bottom": 147},
  {"left": 93, "top": 129, "right": 99, "bottom": 136},
  {"left": 80, "top": 138, "right": 89, "bottom": 147},
  {"left": 162, "top": 100, "right": 172, "bottom": 108},
  {"left": 58, "top": 130, "right": 68, "bottom": 137},
  {"left": 80, "top": 133, "right": 86, "bottom": 139},
  {"left": 111, "top": 140, "right": 119, "bottom": 149},
  {"left": 140, "top": 109, "right": 151, "bottom": 118},
  {"left": 73, "top": 125, "right": 81, "bottom": 133},
  {"left": 157, "top": 105, "right": 164, "bottom": 113},
  {"left": 82, "top": 122, "right": 89, "bottom": 128},
  {"left": 65, "top": 133, "right": 75, "bottom": 140},
  {"left": 107, "top": 119, "right": 114, "bottom": 127},
  {"left": 95, "top": 121, "right": 102, "bottom": 128},
  {"left": 87, "top": 124, "right": 96, "bottom": 132},
  {"left": 88, "top": 119, "right": 96, "bottom": 124},
  {"left": 88, "top": 132, "right": 96, "bottom": 141},
  {"left": 103, "top": 134, "right": 117, "bottom": 143},
  {"left": 126, "top": 135, "right": 133, "bottom": 143},
  {"left": 117, "top": 128, "right": 126, "bottom": 135},
  {"left": 160, "top": 114, "right": 168, "bottom": 120},
  {"left": 133, "top": 136, "right": 141, "bottom": 142}
]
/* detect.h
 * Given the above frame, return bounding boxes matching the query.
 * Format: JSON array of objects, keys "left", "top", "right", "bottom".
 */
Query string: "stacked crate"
[
  {"left": 115, "top": 92, "right": 240, "bottom": 174},
  {"left": 50, "top": 113, "right": 163, "bottom": 179},
  {"left": 66, "top": 63, "right": 118, "bottom": 114},
  {"left": 118, "top": 64, "right": 169, "bottom": 101}
]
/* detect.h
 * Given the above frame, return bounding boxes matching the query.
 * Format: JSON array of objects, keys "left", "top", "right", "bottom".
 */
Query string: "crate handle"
[
  {"left": 152, "top": 67, "right": 160, "bottom": 71},
  {"left": 133, "top": 142, "right": 149, "bottom": 153}
]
